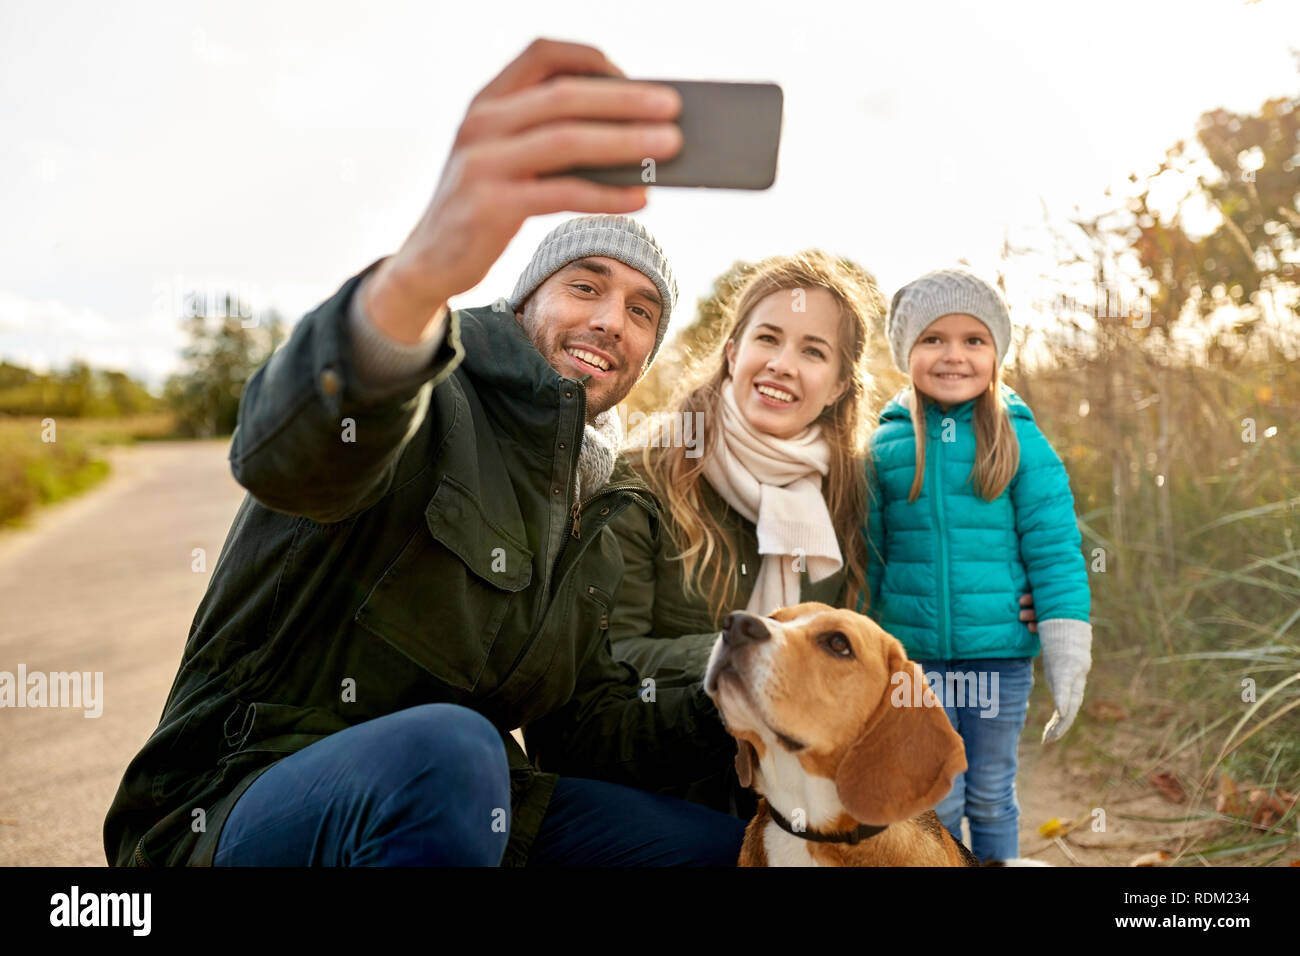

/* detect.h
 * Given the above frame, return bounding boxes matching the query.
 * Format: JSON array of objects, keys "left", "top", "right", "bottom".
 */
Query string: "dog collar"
[{"left": 767, "top": 804, "right": 887, "bottom": 845}]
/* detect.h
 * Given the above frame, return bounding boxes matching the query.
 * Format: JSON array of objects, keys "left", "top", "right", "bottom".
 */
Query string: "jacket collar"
[
  {"left": 450, "top": 303, "right": 592, "bottom": 464},
  {"left": 455, "top": 304, "right": 567, "bottom": 403},
  {"left": 879, "top": 383, "right": 1033, "bottom": 427},
  {"left": 449, "top": 303, "right": 659, "bottom": 521}
]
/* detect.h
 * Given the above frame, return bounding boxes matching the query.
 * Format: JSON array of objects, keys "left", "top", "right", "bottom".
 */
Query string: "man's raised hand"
[{"left": 364, "top": 38, "right": 682, "bottom": 344}]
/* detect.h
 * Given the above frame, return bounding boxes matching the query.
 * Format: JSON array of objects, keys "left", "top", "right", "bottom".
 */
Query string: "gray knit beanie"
[
  {"left": 886, "top": 268, "right": 1011, "bottom": 373},
  {"left": 508, "top": 215, "right": 678, "bottom": 368}
]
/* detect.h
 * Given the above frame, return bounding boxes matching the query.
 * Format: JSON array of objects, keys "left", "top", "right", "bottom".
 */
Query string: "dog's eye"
[{"left": 820, "top": 631, "right": 853, "bottom": 658}]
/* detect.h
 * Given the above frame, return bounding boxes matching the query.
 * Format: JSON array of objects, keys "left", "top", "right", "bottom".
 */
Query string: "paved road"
[{"left": 0, "top": 440, "right": 245, "bottom": 866}]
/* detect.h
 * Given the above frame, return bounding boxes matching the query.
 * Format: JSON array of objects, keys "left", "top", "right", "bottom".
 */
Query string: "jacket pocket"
[
  {"left": 354, "top": 475, "right": 533, "bottom": 693},
  {"left": 221, "top": 700, "right": 352, "bottom": 756}
]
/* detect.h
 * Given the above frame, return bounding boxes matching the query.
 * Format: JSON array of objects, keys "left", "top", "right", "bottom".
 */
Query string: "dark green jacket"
[
  {"left": 607, "top": 448, "right": 846, "bottom": 814},
  {"left": 103, "top": 260, "right": 736, "bottom": 867}
]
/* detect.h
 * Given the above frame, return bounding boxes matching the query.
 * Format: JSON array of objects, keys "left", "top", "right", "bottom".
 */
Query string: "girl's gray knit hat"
[
  {"left": 508, "top": 214, "right": 678, "bottom": 367},
  {"left": 886, "top": 268, "right": 1011, "bottom": 372}
]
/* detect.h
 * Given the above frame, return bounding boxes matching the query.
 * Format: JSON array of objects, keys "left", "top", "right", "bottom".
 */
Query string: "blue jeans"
[
  {"left": 213, "top": 703, "right": 745, "bottom": 866},
  {"left": 913, "top": 657, "right": 1033, "bottom": 863}
]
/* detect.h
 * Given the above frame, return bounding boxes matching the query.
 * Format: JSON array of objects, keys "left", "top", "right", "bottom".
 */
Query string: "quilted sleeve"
[{"left": 1009, "top": 418, "right": 1091, "bottom": 623}]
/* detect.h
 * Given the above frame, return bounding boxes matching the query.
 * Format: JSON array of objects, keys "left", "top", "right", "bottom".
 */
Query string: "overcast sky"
[{"left": 1, "top": 0, "right": 1297, "bottom": 385}]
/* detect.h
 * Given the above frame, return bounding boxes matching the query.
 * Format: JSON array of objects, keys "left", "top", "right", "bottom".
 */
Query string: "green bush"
[{"left": 0, "top": 421, "right": 113, "bottom": 526}]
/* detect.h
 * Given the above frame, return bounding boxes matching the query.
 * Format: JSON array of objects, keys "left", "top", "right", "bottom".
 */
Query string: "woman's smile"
[{"left": 754, "top": 381, "right": 798, "bottom": 406}]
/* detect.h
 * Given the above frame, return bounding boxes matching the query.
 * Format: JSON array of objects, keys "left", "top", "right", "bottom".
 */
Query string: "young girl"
[
  {"left": 608, "top": 250, "right": 886, "bottom": 818},
  {"left": 863, "top": 267, "right": 1092, "bottom": 863}
]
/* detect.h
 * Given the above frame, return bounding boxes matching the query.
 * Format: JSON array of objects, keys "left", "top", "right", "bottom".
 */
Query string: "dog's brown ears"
[
  {"left": 835, "top": 639, "right": 967, "bottom": 827},
  {"left": 735, "top": 739, "right": 758, "bottom": 788}
]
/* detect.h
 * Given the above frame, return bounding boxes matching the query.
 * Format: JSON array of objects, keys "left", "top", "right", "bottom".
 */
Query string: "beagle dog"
[{"left": 703, "top": 601, "right": 980, "bottom": 867}]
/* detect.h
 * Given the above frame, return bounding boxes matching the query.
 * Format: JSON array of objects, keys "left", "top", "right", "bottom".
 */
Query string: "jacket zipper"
[
  {"left": 133, "top": 836, "right": 150, "bottom": 867},
  {"left": 568, "top": 479, "right": 653, "bottom": 539},
  {"left": 929, "top": 417, "right": 951, "bottom": 659},
  {"left": 554, "top": 481, "right": 653, "bottom": 593},
  {"left": 550, "top": 381, "right": 589, "bottom": 581},
  {"left": 550, "top": 380, "right": 658, "bottom": 581}
]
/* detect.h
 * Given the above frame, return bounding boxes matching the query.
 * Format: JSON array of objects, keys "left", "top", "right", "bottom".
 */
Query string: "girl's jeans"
[
  {"left": 212, "top": 702, "right": 745, "bottom": 866},
  {"left": 913, "top": 657, "right": 1034, "bottom": 862}
]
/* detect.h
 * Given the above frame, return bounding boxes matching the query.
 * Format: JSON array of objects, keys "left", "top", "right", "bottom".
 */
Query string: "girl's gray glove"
[{"left": 1038, "top": 619, "right": 1092, "bottom": 743}]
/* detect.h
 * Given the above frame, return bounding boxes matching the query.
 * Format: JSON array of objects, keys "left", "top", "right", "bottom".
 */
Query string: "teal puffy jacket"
[{"left": 863, "top": 384, "right": 1090, "bottom": 661}]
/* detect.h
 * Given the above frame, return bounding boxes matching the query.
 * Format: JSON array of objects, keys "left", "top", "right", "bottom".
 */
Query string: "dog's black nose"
[{"left": 722, "top": 612, "right": 770, "bottom": 645}]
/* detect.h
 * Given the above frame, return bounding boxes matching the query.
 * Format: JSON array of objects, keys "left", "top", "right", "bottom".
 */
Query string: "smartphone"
[{"left": 567, "top": 79, "right": 784, "bottom": 190}]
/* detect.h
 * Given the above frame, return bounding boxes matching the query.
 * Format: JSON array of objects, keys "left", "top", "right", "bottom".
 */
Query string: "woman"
[{"left": 607, "top": 249, "right": 885, "bottom": 816}]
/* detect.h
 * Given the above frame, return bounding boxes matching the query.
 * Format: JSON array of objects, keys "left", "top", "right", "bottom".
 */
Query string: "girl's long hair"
[
  {"left": 639, "top": 250, "right": 885, "bottom": 620},
  {"left": 905, "top": 363, "right": 1021, "bottom": 503}
]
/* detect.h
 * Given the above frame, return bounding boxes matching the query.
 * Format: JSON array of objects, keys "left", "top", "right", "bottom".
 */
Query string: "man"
[{"left": 103, "top": 39, "right": 744, "bottom": 866}]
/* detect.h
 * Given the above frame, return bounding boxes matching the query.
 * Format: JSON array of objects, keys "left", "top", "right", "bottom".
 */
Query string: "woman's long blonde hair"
[
  {"left": 640, "top": 250, "right": 886, "bottom": 620},
  {"left": 905, "top": 363, "right": 1020, "bottom": 504}
]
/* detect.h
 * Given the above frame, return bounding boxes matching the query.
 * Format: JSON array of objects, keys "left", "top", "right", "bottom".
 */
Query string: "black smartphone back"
[{"left": 569, "top": 79, "right": 784, "bottom": 190}]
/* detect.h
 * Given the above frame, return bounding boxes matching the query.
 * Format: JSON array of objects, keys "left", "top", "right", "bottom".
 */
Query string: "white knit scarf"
[
  {"left": 701, "top": 378, "right": 842, "bottom": 616},
  {"left": 574, "top": 408, "right": 624, "bottom": 502}
]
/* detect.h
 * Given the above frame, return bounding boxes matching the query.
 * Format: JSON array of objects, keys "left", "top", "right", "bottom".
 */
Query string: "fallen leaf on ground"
[
  {"left": 1131, "top": 850, "right": 1170, "bottom": 867},
  {"left": 1216, "top": 775, "right": 1241, "bottom": 815},
  {"left": 1148, "top": 771, "right": 1186, "bottom": 804},
  {"left": 1038, "top": 817, "right": 1074, "bottom": 838},
  {"left": 1087, "top": 700, "right": 1129, "bottom": 721},
  {"left": 1247, "top": 789, "right": 1289, "bottom": 829}
]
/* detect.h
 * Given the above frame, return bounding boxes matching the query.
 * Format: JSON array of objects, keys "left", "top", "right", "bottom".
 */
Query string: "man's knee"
[
  {"left": 372, "top": 704, "right": 509, "bottom": 796},
  {"left": 356, "top": 704, "right": 511, "bottom": 864}
]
